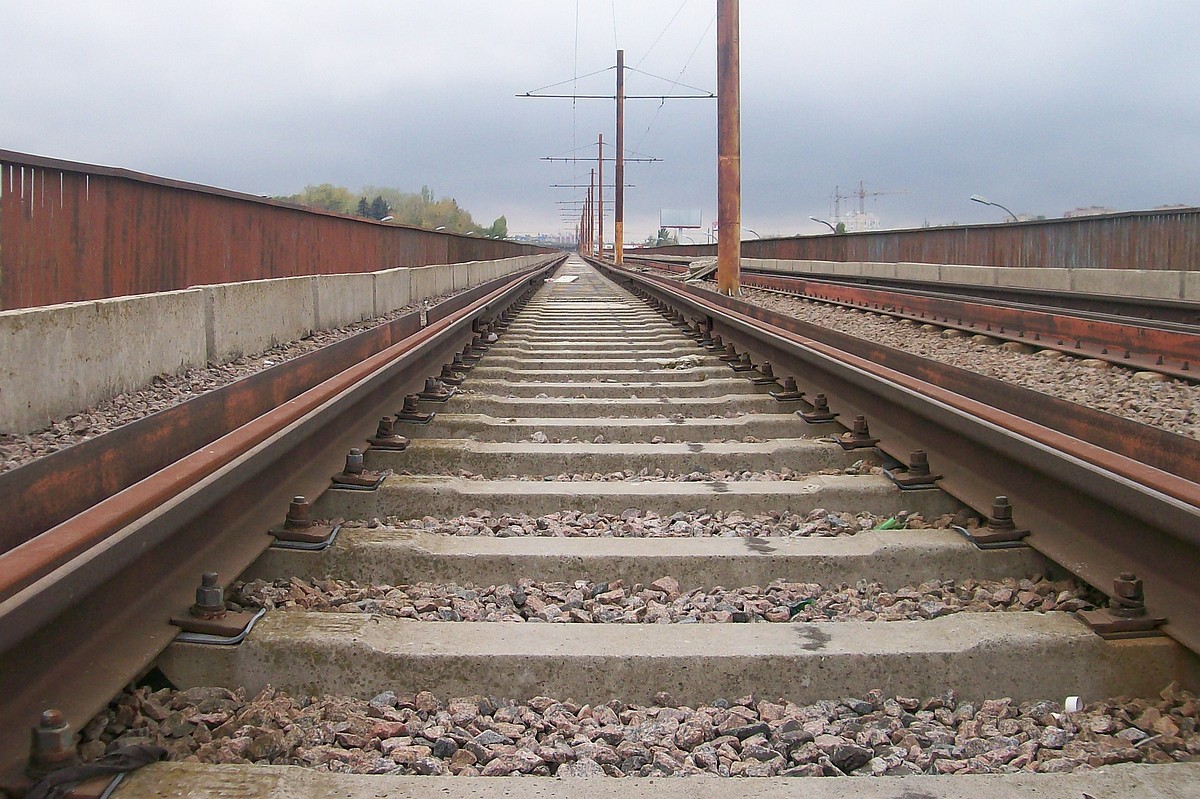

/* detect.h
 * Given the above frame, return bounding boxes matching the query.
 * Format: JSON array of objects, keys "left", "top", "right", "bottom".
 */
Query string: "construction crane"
[{"left": 832, "top": 181, "right": 908, "bottom": 227}]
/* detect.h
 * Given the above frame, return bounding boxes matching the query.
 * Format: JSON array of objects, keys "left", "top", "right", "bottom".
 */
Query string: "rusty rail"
[
  {"left": 739, "top": 271, "right": 1200, "bottom": 380},
  {"left": 638, "top": 207, "right": 1200, "bottom": 271},
  {"left": 0, "top": 257, "right": 562, "bottom": 781},
  {"left": 0, "top": 149, "right": 553, "bottom": 310},
  {"left": 595, "top": 259, "right": 1200, "bottom": 659}
]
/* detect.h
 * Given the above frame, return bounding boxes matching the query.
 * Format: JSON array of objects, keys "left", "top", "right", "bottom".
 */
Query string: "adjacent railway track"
[
  {"left": 628, "top": 256, "right": 1200, "bottom": 380},
  {"left": 3, "top": 254, "right": 1199, "bottom": 797}
]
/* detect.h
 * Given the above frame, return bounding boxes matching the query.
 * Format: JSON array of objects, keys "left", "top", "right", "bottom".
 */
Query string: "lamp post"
[
  {"left": 809, "top": 216, "right": 836, "bottom": 233},
  {"left": 969, "top": 195, "right": 1018, "bottom": 222},
  {"left": 743, "top": 227, "right": 761, "bottom": 239}
]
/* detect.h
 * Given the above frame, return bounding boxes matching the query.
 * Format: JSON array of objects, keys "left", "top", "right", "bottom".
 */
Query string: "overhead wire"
[
  {"left": 611, "top": 0, "right": 619, "bottom": 53},
  {"left": 634, "top": 11, "right": 717, "bottom": 152},
  {"left": 635, "top": 0, "right": 692, "bottom": 69}
]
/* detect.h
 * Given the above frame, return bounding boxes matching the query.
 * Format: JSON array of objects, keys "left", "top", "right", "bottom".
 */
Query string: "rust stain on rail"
[{"left": 745, "top": 273, "right": 1200, "bottom": 377}]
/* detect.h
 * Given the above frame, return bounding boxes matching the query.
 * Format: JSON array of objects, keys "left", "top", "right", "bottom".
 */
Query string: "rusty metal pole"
[
  {"left": 588, "top": 169, "right": 596, "bottom": 255},
  {"left": 615, "top": 49, "right": 626, "bottom": 266},
  {"left": 717, "top": 0, "right": 741, "bottom": 295},
  {"left": 597, "top": 134, "right": 605, "bottom": 260}
]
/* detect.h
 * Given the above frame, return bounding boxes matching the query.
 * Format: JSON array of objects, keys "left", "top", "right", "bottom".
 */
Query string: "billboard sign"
[{"left": 660, "top": 208, "right": 703, "bottom": 229}]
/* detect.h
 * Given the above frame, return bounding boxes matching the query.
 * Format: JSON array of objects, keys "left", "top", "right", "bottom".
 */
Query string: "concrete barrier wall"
[
  {"left": 203, "top": 276, "right": 317, "bottom": 363},
  {"left": 315, "top": 273, "right": 375, "bottom": 329},
  {"left": 762, "top": 259, "right": 1199, "bottom": 301},
  {"left": 373, "top": 267, "right": 412, "bottom": 316},
  {"left": 2, "top": 254, "right": 555, "bottom": 434},
  {"left": 1, "top": 290, "right": 207, "bottom": 433},
  {"left": 409, "top": 266, "right": 442, "bottom": 303},
  {"left": 1186, "top": 272, "right": 1200, "bottom": 301}
]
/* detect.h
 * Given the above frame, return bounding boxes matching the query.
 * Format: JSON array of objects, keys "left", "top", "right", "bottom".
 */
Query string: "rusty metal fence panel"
[
  {"left": 640, "top": 209, "right": 1200, "bottom": 272},
  {"left": 0, "top": 150, "right": 552, "bottom": 310}
]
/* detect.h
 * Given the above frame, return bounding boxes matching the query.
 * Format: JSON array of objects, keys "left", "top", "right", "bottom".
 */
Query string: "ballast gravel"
[
  {"left": 227, "top": 575, "right": 1098, "bottom": 624},
  {"left": 359, "top": 508, "right": 958, "bottom": 539},
  {"left": 447, "top": 460, "right": 878, "bottom": 482},
  {"left": 732, "top": 285, "right": 1200, "bottom": 440},
  {"left": 0, "top": 295, "right": 456, "bottom": 474},
  {"left": 82, "top": 683, "right": 1200, "bottom": 777}
]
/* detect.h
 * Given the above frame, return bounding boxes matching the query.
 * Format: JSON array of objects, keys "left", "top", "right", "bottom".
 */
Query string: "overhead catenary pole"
[
  {"left": 588, "top": 169, "right": 596, "bottom": 255},
  {"left": 597, "top": 134, "right": 604, "bottom": 259},
  {"left": 716, "top": 0, "right": 741, "bottom": 295},
  {"left": 615, "top": 49, "right": 626, "bottom": 266}
]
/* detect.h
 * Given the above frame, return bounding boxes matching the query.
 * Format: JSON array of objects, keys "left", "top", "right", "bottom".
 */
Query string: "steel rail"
[
  {"left": 770, "top": 275, "right": 1200, "bottom": 335},
  {"left": 595, "top": 259, "right": 1200, "bottom": 657},
  {"left": 0, "top": 257, "right": 563, "bottom": 781},
  {"left": 736, "top": 272, "right": 1199, "bottom": 379},
  {"left": 623, "top": 257, "right": 1199, "bottom": 379},
  {"left": 628, "top": 254, "right": 1200, "bottom": 327}
]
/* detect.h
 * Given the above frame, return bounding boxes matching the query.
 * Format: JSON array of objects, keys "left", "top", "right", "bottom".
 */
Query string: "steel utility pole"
[
  {"left": 597, "top": 134, "right": 604, "bottom": 258},
  {"left": 587, "top": 169, "right": 596, "bottom": 255},
  {"left": 615, "top": 49, "right": 626, "bottom": 265},
  {"left": 716, "top": 0, "right": 741, "bottom": 295}
]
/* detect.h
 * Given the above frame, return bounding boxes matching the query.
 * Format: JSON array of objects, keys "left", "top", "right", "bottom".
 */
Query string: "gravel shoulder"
[
  {"left": 0, "top": 295, "right": 455, "bottom": 473},
  {"left": 726, "top": 283, "right": 1199, "bottom": 440}
]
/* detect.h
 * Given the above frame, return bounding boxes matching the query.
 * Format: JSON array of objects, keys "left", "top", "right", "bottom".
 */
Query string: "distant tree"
[
  {"left": 280, "top": 184, "right": 357, "bottom": 214},
  {"left": 834, "top": 222, "right": 847, "bottom": 234},
  {"left": 369, "top": 195, "right": 390, "bottom": 220},
  {"left": 485, "top": 216, "right": 508, "bottom": 238},
  {"left": 278, "top": 183, "right": 496, "bottom": 234}
]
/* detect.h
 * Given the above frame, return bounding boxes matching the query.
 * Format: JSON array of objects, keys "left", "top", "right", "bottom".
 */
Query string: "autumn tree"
[{"left": 279, "top": 183, "right": 498, "bottom": 234}]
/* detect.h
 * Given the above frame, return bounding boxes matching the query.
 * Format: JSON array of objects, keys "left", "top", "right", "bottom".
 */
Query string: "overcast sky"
[{"left": 2, "top": 1, "right": 1198, "bottom": 241}]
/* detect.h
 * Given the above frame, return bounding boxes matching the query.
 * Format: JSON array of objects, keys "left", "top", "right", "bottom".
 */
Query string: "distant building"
[
  {"left": 841, "top": 211, "right": 880, "bottom": 233},
  {"left": 1063, "top": 206, "right": 1117, "bottom": 218}
]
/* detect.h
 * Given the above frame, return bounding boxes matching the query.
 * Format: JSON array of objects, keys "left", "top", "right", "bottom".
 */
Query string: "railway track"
[
  {"left": 5, "top": 255, "right": 1200, "bottom": 797},
  {"left": 629, "top": 256, "right": 1200, "bottom": 380}
]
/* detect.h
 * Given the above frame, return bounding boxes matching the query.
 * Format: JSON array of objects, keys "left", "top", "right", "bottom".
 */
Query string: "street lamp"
[
  {"left": 809, "top": 216, "right": 836, "bottom": 233},
  {"left": 969, "top": 195, "right": 1018, "bottom": 222},
  {"left": 743, "top": 227, "right": 762, "bottom": 239}
]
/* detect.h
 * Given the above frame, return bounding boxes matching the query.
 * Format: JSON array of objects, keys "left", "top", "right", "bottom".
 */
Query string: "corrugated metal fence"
[
  {"left": 642, "top": 208, "right": 1200, "bottom": 271},
  {"left": 0, "top": 150, "right": 552, "bottom": 310}
]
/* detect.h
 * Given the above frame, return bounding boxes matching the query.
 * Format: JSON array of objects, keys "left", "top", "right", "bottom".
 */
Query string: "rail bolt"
[
  {"left": 285, "top": 496, "right": 314, "bottom": 529},
  {"left": 1112, "top": 572, "right": 1147, "bottom": 617},
  {"left": 907, "top": 450, "right": 932, "bottom": 478},
  {"left": 344, "top": 448, "right": 365, "bottom": 476},
  {"left": 191, "top": 573, "right": 227, "bottom": 619},
  {"left": 987, "top": 496, "right": 1016, "bottom": 532},
  {"left": 376, "top": 417, "right": 397, "bottom": 439},
  {"left": 759, "top": 362, "right": 775, "bottom": 379},
  {"left": 799, "top": 393, "right": 840, "bottom": 423},
  {"left": 839, "top": 415, "right": 881, "bottom": 449},
  {"left": 27, "top": 709, "right": 79, "bottom": 778}
]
